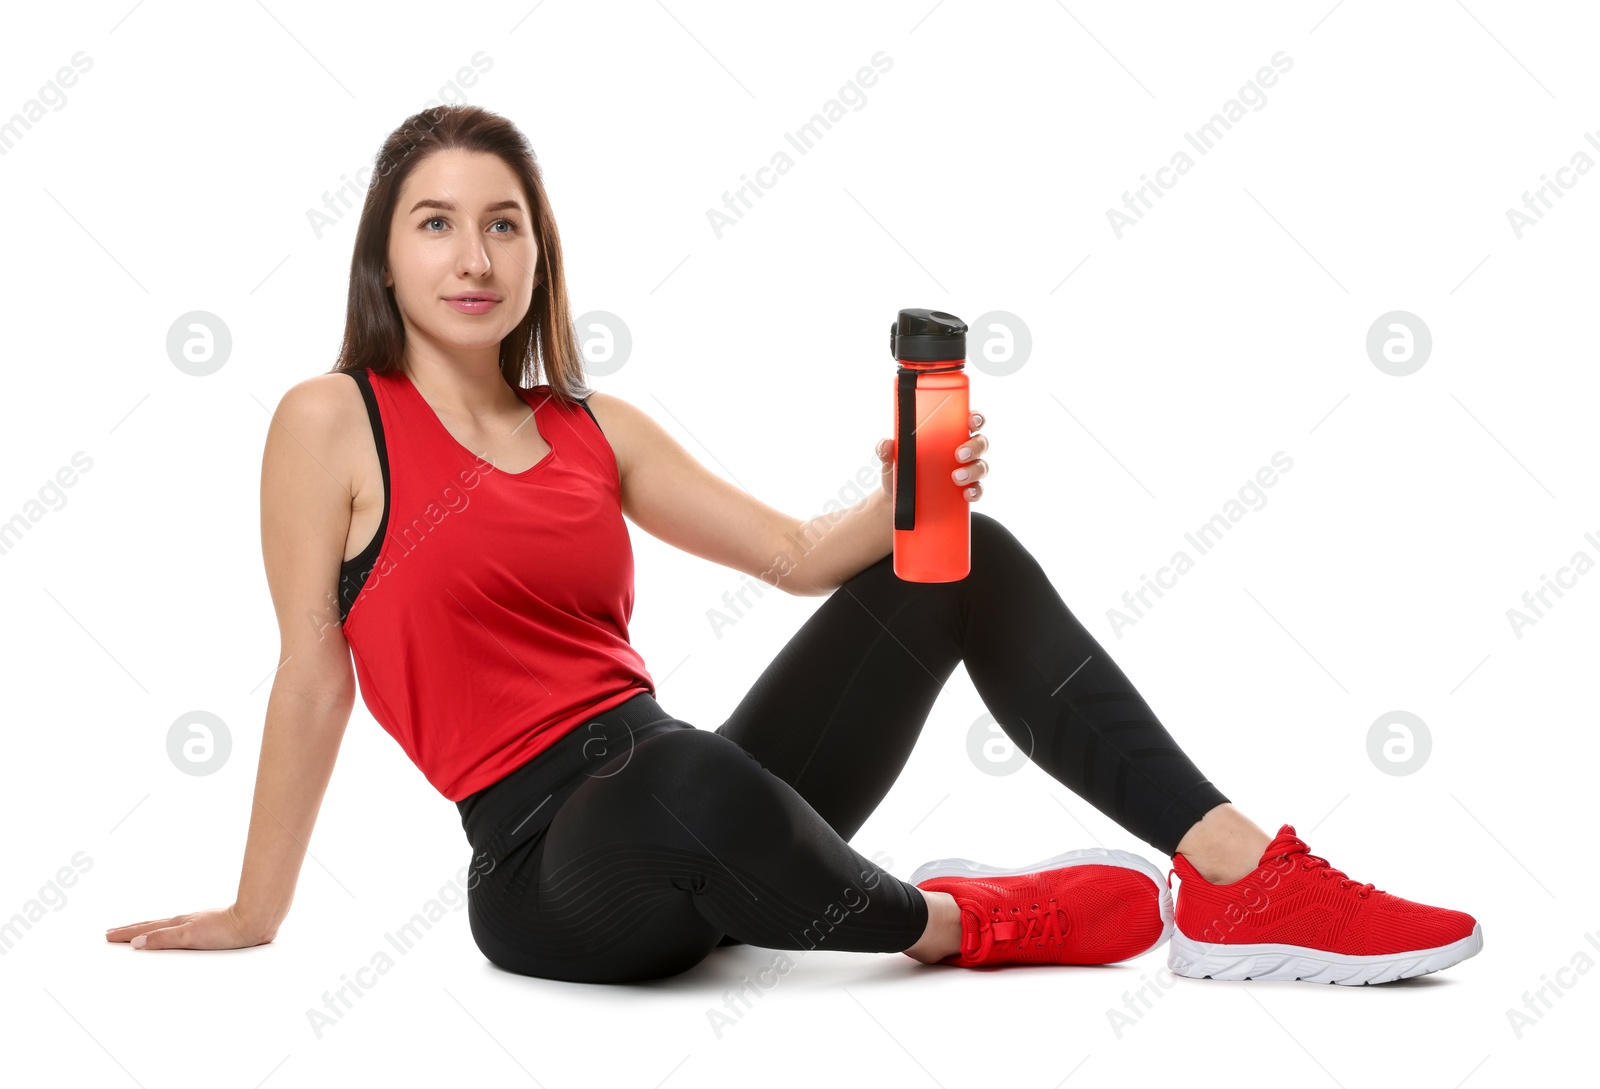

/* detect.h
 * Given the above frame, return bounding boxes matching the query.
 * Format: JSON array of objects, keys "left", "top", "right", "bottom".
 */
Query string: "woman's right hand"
[{"left": 105, "top": 904, "right": 274, "bottom": 950}]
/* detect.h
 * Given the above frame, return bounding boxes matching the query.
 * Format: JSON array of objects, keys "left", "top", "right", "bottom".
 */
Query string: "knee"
[
  {"left": 971, "top": 510, "right": 1004, "bottom": 548},
  {"left": 970, "top": 510, "right": 1025, "bottom": 572}
]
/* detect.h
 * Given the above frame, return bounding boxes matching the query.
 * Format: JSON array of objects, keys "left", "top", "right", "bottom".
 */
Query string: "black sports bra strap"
[
  {"left": 579, "top": 395, "right": 603, "bottom": 436},
  {"left": 338, "top": 369, "right": 391, "bottom": 625}
]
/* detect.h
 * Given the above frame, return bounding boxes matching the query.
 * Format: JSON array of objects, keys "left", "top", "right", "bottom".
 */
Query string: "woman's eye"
[{"left": 423, "top": 217, "right": 517, "bottom": 233}]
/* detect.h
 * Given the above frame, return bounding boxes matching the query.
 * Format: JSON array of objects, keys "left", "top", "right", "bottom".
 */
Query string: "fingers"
[
  {"left": 969, "top": 411, "right": 984, "bottom": 432},
  {"left": 880, "top": 434, "right": 987, "bottom": 492},
  {"left": 106, "top": 916, "right": 185, "bottom": 942},
  {"left": 952, "top": 458, "right": 987, "bottom": 486},
  {"left": 130, "top": 924, "right": 188, "bottom": 950}
]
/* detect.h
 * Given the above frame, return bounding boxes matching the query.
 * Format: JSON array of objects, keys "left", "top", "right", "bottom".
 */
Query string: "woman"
[{"left": 106, "top": 106, "right": 1482, "bottom": 986}]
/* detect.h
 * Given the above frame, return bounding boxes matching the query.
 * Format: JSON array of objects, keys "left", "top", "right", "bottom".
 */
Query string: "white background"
[{"left": 1, "top": 1, "right": 1595, "bottom": 1086}]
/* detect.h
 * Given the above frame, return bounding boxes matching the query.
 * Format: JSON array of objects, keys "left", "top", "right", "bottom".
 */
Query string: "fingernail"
[
  {"left": 954, "top": 468, "right": 970, "bottom": 482},
  {"left": 955, "top": 446, "right": 970, "bottom": 460},
  {"left": 132, "top": 934, "right": 147, "bottom": 948}
]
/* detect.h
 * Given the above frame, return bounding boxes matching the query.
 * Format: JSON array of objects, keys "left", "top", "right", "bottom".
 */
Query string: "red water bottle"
[{"left": 890, "top": 308, "right": 970, "bottom": 582}]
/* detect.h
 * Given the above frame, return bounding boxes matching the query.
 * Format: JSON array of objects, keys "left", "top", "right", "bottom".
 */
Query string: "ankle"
[
  {"left": 902, "top": 889, "right": 962, "bottom": 963},
  {"left": 1174, "top": 804, "right": 1272, "bottom": 886},
  {"left": 1188, "top": 855, "right": 1258, "bottom": 886}
]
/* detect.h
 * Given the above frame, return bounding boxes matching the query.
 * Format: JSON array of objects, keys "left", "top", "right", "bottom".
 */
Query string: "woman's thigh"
[
  {"left": 466, "top": 726, "right": 926, "bottom": 982},
  {"left": 713, "top": 530, "right": 967, "bottom": 842},
  {"left": 475, "top": 827, "right": 724, "bottom": 984},
  {"left": 466, "top": 729, "right": 739, "bottom": 983}
]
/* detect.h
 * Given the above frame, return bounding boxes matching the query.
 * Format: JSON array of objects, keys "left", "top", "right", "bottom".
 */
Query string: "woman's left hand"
[{"left": 875, "top": 410, "right": 988, "bottom": 504}]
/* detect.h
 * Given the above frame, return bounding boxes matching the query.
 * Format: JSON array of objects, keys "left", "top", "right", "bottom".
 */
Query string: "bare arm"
[
  {"left": 233, "top": 376, "right": 369, "bottom": 938},
  {"left": 771, "top": 488, "right": 893, "bottom": 597},
  {"left": 584, "top": 394, "right": 987, "bottom": 596},
  {"left": 106, "top": 374, "right": 363, "bottom": 949}
]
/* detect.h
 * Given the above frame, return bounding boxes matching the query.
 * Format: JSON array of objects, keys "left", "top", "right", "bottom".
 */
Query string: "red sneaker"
[
  {"left": 910, "top": 847, "right": 1172, "bottom": 967},
  {"left": 1168, "top": 823, "right": 1483, "bottom": 985}
]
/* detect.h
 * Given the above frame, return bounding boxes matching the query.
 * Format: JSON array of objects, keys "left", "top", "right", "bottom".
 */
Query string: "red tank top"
[{"left": 337, "top": 366, "right": 655, "bottom": 800}]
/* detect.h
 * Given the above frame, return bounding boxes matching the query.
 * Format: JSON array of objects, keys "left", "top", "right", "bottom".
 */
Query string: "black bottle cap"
[{"left": 890, "top": 309, "right": 967, "bottom": 362}]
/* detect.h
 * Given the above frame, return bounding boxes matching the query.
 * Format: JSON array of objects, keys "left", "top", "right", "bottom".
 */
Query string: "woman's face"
[{"left": 383, "top": 148, "right": 539, "bottom": 361}]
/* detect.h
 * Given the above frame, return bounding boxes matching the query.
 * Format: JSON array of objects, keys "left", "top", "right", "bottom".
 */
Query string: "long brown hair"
[{"left": 328, "top": 105, "right": 591, "bottom": 404}]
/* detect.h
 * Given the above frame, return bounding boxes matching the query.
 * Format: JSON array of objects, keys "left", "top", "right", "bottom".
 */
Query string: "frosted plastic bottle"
[{"left": 890, "top": 308, "right": 970, "bottom": 582}]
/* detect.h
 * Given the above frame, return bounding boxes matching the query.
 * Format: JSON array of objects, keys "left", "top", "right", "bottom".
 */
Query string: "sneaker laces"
[
  {"left": 1271, "top": 832, "right": 1381, "bottom": 898},
  {"left": 958, "top": 896, "right": 1067, "bottom": 960}
]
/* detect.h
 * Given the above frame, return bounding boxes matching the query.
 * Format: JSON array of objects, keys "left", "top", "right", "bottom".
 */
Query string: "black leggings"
[{"left": 456, "top": 512, "right": 1230, "bottom": 983}]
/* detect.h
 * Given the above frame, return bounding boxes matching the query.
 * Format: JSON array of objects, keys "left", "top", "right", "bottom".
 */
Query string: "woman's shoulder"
[
  {"left": 269, "top": 371, "right": 374, "bottom": 483},
  {"left": 579, "top": 389, "right": 625, "bottom": 425},
  {"left": 277, "top": 370, "right": 369, "bottom": 431}
]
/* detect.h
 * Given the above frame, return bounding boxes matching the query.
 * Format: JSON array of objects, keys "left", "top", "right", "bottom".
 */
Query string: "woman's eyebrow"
[{"left": 408, "top": 198, "right": 525, "bottom": 214}]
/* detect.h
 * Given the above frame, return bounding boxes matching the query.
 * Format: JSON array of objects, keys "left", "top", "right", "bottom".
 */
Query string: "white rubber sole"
[
  {"left": 908, "top": 847, "right": 1175, "bottom": 957},
  {"left": 1167, "top": 921, "right": 1484, "bottom": 985}
]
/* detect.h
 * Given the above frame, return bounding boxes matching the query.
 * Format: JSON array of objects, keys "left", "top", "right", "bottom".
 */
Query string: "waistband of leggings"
[{"left": 456, "top": 691, "right": 690, "bottom": 850}]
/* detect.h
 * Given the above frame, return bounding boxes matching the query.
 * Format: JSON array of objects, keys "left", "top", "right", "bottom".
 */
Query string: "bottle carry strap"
[{"left": 894, "top": 364, "right": 965, "bottom": 531}]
